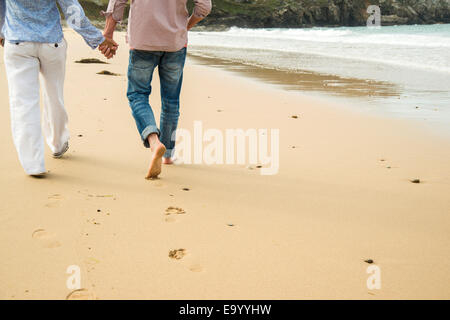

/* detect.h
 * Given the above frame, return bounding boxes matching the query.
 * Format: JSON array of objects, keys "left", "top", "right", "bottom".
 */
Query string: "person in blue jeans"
[
  {"left": 102, "top": 0, "right": 211, "bottom": 179},
  {"left": 127, "top": 48, "right": 187, "bottom": 178}
]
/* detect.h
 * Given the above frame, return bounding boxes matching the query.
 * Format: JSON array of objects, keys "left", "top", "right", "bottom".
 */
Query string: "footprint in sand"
[
  {"left": 66, "top": 288, "right": 94, "bottom": 300},
  {"left": 169, "top": 249, "right": 186, "bottom": 260},
  {"left": 165, "top": 206, "right": 186, "bottom": 215},
  {"left": 45, "top": 194, "right": 63, "bottom": 208},
  {"left": 85, "top": 257, "right": 100, "bottom": 266},
  {"left": 32, "top": 229, "right": 61, "bottom": 248},
  {"left": 152, "top": 180, "right": 165, "bottom": 188},
  {"left": 164, "top": 206, "right": 186, "bottom": 223},
  {"left": 169, "top": 249, "right": 204, "bottom": 272},
  {"left": 45, "top": 201, "right": 60, "bottom": 208},
  {"left": 165, "top": 216, "right": 177, "bottom": 223},
  {"left": 189, "top": 264, "right": 204, "bottom": 273}
]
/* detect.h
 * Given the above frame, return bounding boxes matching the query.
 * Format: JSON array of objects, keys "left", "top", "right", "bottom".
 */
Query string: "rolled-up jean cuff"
[
  {"left": 141, "top": 125, "right": 160, "bottom": 148},
  {"left": 164, "top": 149, "right": 174, "bottom": 158}
]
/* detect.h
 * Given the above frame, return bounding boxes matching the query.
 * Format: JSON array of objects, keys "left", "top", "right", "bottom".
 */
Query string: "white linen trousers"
[{"left": 3, "top": 39, "right": 69, "bottom": 175}]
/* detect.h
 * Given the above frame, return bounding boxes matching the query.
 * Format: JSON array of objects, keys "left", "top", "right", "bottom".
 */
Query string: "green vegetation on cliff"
[{"left": 80, "top": 0, "right": 450, "bottom": 28}]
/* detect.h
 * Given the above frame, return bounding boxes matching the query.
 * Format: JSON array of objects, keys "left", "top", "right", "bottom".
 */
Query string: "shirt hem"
[{"left": 130, "top": 43, "right": 187, "bottom": 53}]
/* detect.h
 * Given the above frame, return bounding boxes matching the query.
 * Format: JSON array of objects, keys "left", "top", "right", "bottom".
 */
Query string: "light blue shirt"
[{"left": 0, "top": 0, "right": 104, "bottom": 49}]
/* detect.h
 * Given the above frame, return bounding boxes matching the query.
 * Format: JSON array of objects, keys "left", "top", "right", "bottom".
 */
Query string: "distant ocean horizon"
[{"left": 188, "top": 24, "right": 450, "bottom": 127}]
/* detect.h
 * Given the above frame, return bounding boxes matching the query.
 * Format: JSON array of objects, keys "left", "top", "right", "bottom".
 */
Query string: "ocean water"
[{"left": 188, "top": 24, "right": 450, "bottom": 124}]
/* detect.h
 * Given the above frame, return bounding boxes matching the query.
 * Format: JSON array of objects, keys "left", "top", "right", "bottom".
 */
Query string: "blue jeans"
[{"left": 127, "top": 47, "right": 187, "bottom": 158}]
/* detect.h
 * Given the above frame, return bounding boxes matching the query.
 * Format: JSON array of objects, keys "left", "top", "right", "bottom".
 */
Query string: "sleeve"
[
  {"left": 0, "top": 0, "right": 5, "bottom": 39},
  {"left": 57, "top": 0, "right": 105, "bottom": 49},
  {"left": 193, "top": 0, "right": 212, "bottom": 18},
  {"left": 101, "top": 0, "right": 129, "bottom": 22}
]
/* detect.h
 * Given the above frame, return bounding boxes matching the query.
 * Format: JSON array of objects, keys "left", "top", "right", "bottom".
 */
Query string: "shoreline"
[
  {"left": 187, "top": 24, "right": 450, "bottom": 129},
  {"left": 187, "top": 53, "right": 450, "bottom": 139},
  {"left": 0, "top": 30, "right": 449, "bottom": 299},
  {"left": 188, "top": 54, "right": 399, "bottom": 99}
]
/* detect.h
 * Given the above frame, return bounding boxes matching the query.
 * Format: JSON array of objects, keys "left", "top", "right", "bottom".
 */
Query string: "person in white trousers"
[
  {"left": 4, "top": 40, "right": 70, "bottom": 175},
  {"left": 0, "top": 0, "right": 117, "bottom": 176}
]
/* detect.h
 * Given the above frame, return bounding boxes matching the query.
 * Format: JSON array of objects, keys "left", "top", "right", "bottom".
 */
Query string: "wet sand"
[
  {"left": 188, "top": 49, "right": 450, "bottom": 128},
  {"left": 0, "top": 30, "right": 449, "bottom": 299},
  {"left": 189, "top": 54, "right": 400, "bottom": 99}
]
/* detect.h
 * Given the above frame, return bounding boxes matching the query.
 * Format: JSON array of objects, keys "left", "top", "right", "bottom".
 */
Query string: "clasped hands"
[{"left": 99, "top": 36, "right": 118, "bottom": 59}]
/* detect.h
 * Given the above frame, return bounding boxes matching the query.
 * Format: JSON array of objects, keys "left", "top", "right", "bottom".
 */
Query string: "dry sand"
[{"left": 0, "top": 30, "right": 449, "bottom": 300}]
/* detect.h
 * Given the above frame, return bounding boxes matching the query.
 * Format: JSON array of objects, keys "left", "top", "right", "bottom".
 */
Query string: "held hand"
[{"left": 99, "top": 37, "right": 119, "bottom": 59}]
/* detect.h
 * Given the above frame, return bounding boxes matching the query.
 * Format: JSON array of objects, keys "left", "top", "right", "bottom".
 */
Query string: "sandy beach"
[{"left": 0, "top": 30, "right": 449, "bottom": 300}]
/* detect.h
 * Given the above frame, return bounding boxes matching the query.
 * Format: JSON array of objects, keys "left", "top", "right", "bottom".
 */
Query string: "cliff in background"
[{"left": 80, "top": 0, "right": 450, "bottom": 29}]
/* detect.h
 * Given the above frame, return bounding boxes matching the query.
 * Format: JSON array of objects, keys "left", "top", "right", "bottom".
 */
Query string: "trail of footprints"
[
  {"left": 32, "top": 190, "right": 208, "bottom": 296},
  {"left": 36, "top": 191, "right": 111, "bottom": 298},
  {"left": 32, "top": 154, "right": 423, "bottom": 298},
  {"left": 31, "top": 194, "right": 65, "bottom": 248},
  {"left": 165, "top": 205, "right": 204, "bottom": 273},
  {"left": 31, "top": 194, "right": 64, "bottom": 249},
  {"left": 33, "top": 195, "right": 64, "bottom": 248}
]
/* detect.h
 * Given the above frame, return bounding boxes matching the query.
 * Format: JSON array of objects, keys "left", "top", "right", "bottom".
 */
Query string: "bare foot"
[
  {"left": 146, "top": 142, "right": 166, "bottom": 180},
  {"left": 163, "top": 157, "right": 174, "bottom": 165}
]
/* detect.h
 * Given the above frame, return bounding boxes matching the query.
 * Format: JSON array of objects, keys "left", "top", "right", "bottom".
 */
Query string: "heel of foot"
[
  {"left": 157, "top": 145, "right": 167, "bottom": 157},
  {"left": 146, "top": 144, "right": 166, "bottom": 179}
]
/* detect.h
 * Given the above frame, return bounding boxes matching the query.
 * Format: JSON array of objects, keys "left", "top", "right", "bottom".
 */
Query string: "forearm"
[
  {"left": 187, "top": 15, "right": 203, "bottom": 31},
  {"left": 189, "top": 0, "right": 212, "bottom": 30},
  {"left": 102, "top": 0, "right": 128, "bottom": 38},
  {"left": 103, "top": 15, "right": 118, "bottom": 38},
  {"left": 58, "top": 0, "right": 104, "bottom": 49}
]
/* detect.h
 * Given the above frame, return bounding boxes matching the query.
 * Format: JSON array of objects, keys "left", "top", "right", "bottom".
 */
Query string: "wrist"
[
  {"left": 98, "top": 36, "right": 106, "bottom": 46},
  {"left": 103, "top": 32, "right": 114, "bottom": 40}
]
